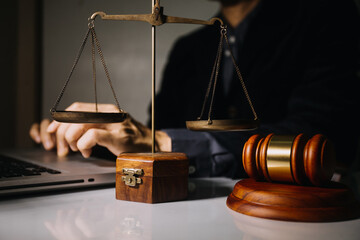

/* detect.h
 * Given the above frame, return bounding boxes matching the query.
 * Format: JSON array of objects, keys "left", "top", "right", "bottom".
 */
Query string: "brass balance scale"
[
  {"left": 50, "top": 0, "right": 259, "bottom": 142},
  {"left": 50, "top": 0, "right": 258, "bottom": 203}
]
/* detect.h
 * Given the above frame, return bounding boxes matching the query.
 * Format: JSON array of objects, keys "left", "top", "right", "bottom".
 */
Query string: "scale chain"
[
  {"left": 197, "top": 25, "right": 258, "bottom": 122},
  {"left": 51, "top": 28, "right": 91, "bottom": 113},
  {"left": 207, "top": 29, "right": 224, "bottom": 123},
  {"left": 90, "top": 26, "right": 122, "bottom": 113},
  {"left": 51, "top": 20, "right": 123, "bottom": 114},
  {"left": 223, "top": 30, "right": 258, "bottom": 120},
  {"left": 91, "top": 27, "right": 98, "bottom": 112},
  {"left": 198, "top": 28, "right": 223, "bottom": 121}
]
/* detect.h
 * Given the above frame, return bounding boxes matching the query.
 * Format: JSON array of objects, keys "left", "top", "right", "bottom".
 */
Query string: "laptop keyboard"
[{"left": 0, "top": 155, "right": 61, "bottom": 178}]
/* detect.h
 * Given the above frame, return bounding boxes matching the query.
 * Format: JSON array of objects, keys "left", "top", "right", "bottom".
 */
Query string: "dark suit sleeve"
[{"left": 164, "top": 129, "right": 248, "bottom": 178}]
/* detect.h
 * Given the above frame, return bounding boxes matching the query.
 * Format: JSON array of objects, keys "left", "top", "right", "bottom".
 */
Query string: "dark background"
[
  {"left": 1, "top": 0, "right": 359, "bottom": 158},
  {"left": 0, "top": 0, "right": 217, "bottom": 148}
]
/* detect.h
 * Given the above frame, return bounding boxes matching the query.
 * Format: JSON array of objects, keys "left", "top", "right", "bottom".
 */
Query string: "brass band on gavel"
[
  {"left": 266, "top": 135, "right": 295, "bottom": 182},
  {"left": 242, "top": 133, "right": 336, "bottom": 186}
]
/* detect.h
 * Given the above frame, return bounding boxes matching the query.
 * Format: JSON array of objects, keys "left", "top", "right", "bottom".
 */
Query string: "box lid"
[{"left": 116, "top": 152, "right": 188, "bottom": 177}]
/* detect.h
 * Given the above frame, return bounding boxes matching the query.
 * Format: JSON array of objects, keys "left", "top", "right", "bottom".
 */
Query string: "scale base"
[
  {"left": 226, "top": 178, "right": 360, "bottom": 222},
  {"left": 116, "top": 152, "right": 188, "bottom": 203}
]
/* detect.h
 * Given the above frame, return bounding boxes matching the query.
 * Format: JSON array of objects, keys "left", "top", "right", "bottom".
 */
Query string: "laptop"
[{"left": 0, "top": 147, "right": 116, "bottom": 197}]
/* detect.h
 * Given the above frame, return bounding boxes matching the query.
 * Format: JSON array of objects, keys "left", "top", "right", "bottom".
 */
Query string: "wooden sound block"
[
  {"left": 116, "top": 152, "right": 188, "bottom": 204},
  {"left": 227, "top": 178, "right": 360, "bottom": 222}
]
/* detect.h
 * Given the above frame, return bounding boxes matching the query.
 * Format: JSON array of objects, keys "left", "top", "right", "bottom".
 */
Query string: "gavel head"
[{"left": 242, "top": 133, "right": 336, "bottom": 186}]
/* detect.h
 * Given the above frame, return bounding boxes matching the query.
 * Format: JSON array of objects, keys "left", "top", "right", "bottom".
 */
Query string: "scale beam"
[
  {"left": 88, "top": 1, "right": 222, "bottom": 154},
  {"left": 89, "top": 8, "right": 223, "bottom": 27}
]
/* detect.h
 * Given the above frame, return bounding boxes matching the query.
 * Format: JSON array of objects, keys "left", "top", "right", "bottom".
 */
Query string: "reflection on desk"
[{"left": 0, "top": 177, "right": 359, "bottom": 240}]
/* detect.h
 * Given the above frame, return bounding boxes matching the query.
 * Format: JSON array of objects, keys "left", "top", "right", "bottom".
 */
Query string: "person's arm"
[{"left": 164, "top": 129, "right": 248, "bottom": 178}]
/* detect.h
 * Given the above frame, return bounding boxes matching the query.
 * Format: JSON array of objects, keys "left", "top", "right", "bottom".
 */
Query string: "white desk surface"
[{"left": 1, "top": 177, "right": 359, "bottom": 240}]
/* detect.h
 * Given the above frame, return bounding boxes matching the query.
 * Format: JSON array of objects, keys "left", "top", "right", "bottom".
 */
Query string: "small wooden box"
[{"left": 116, "top": 152, "right": 188, "bottom": 203}]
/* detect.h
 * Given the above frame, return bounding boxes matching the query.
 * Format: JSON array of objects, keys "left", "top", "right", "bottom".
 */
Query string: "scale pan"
[
  {"left": 186, "top": 119, "right": 259, "bottom": 132},
  {"left": 51, "top": 111, "right": 128, "bottom": 123}
]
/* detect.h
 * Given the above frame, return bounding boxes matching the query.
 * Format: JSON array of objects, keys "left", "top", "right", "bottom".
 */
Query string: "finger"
[
  {"left": 29, "top": 123, "right": 41, "bottom": 143},
  {"left": 47, "top": 121, "right": 60, "bottom": 133},
  {"left": 56, "top": 123, "right": 70, "bottom": 157},
  {"left": 40, "top": 119, "right": 56, "bottom": 150},
  {"left": 77, "top": 129, "right": 115, "bottom": 158},
  {"left": 64, "top": 124, "right": 90, "bottom": 152}
]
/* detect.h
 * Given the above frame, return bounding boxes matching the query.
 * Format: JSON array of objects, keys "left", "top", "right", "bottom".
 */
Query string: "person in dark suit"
[
  {"left": 30, "top": 0, "right": 360, "bottom": 178},
  {"left": 152, "top": 0, "right": 360, "bottom": 177}
]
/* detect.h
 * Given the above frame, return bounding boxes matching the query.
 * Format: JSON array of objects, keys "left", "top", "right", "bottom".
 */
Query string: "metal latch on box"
[{"left": 121, "top": 168, "right": 143, "bottom": 187}]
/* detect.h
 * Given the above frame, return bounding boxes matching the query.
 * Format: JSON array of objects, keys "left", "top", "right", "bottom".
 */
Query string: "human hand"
[{"left": 38, "top": 102, "right": 171, "bottom": 158}]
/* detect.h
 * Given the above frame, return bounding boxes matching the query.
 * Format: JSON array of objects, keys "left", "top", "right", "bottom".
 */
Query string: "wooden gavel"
[{"left": 242, "top": 133, "right": 336, "bottom": 186}]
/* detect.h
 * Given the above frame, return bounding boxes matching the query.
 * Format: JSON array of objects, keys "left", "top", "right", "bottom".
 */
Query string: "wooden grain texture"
[
  {"left": 304, "top": 134, "right": 336, "bottom": 186},
  {"left": 116, "top": 152, "right": 188, "bottom": 203},
  {"left": 117, "top": 152, "right": 188, "bottom": 177},
  {"left": 256, "top": 137, "right": 265, "bottom": 180},
  {"left": 242, "top": 134, "right": 262, "bottom": 180},
  {"left": 226, "top": 179, "right": 360, "bottom": 222},
  {"left": 259, "top": 134, "right": 272, "bottom": 182},
  {"left": 291, "top": 133, "right": 309, "bottom": 185},
  {"left": 116, "top": 175, "right": 188, "bottom": 203},
  {"left": 116, "top": 174, "right": 153, "bottom": 203}
]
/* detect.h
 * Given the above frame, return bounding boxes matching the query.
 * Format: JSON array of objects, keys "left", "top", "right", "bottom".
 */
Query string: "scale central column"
[
  {"left": 151, "top": 24, "right": 156, "bottom": 153},
  {"left": 151, "top": 0, "right": 156, "bottom": 154}
]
